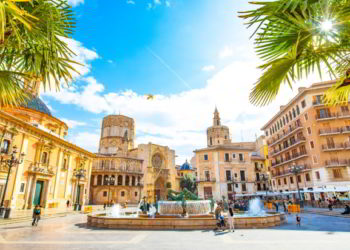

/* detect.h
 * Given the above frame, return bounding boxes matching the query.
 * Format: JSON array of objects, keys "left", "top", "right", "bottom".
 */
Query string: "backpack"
[{"left": 35, "top": 209, "right": 40, "bottom": 215}]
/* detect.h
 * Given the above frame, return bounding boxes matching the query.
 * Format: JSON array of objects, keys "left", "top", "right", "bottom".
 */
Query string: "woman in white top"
[{"left": 228, "top": 201, "right": 235, "bottom": 232}]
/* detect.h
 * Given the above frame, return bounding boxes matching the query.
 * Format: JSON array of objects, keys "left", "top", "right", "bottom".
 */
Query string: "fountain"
[{"left": 87, "top": 198, "right": 286, "bottom": 230}]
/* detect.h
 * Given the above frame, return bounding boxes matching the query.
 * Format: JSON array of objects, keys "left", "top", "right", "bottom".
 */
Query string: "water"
[
  {"left": 109, "top": 204, "right": 139, "bottom": 218},
  {"left": 247, "top": 198, "right": 265, "bottom": 216}
]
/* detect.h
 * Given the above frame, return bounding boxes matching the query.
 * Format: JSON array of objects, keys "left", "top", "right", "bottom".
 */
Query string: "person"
[
  {"left": 66, "top": 200, "right": 70, "bottom": 208},
  {"left": 273, "top": 201, "right": 279, "bottom": 212},
  {"left": 228, "top": 201, "right": 235, "bottom": 232},
  {"left": 282, "top": 201, "right": 287, "bottom": 212},
  {"left": 328, "top": 199, "right": 333, "bottom": 211},
  {"left": 32, "top": 205, "right": 41, "bottom": 226},
  {"left": 341, "top": 205, "right": 350, "bottom": 215},
  {"left": 103, "top": 203, "right": 106, "bottom": 210},
  {"left": 318, "top": 198, "right": 322, "bottom": 208},
  {"left": 296, "top": 214, "right": 301, "bottom": 227},
  {"left": 214, "top": 202, "right": 222, "bottom": 230}
]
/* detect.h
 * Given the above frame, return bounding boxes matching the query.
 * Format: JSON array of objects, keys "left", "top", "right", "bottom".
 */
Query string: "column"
[
  {"left": 10, "top": 134, "right": 28, "bottom": 209},
  {"left": 53, "top": 149, "right": 63, "bottom": 199},
  {"left": 27, "top": 175, "right": 37, "bottom": 209},
  {"left": 23, "top": 174, "right": 33, "bottom": 209},
  {"left": 64, "top": 154, "right": 73, "bottom": 199},
  {"left": 85, "top": 160, "right": 92, "bottom": 205},
  {"left": 43, "top": 180, "right": 50, "bottom": 208}
]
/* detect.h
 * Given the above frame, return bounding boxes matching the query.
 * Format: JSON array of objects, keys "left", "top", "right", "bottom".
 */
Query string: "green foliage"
[
  {"left": 179, "top": 175, "right": 197, "bottom": 194},
  {"left": 167, "top": 188, "right": 199, "bottom": 201},
  {"left": 0, "top": 0, "right": 78, "bottom": 107},
  {"left": 239, "top": 0, "right": 350, "bottom": 106}
]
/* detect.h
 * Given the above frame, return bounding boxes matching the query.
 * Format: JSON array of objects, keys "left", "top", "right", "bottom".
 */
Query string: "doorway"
[
  {"left": 76, "top": 185, "right": 81, "bottom": 204},
  {"left": 33, "top": 181, "right": 44, "bottom": 206}
]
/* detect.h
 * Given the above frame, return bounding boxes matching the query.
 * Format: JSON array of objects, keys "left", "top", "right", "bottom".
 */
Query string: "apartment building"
[
  {"left": 194, "top": 108, "right": 268, "bottom": 201},
  {"left": 261, "top": 80, "right": 350, "bottom": 201}
]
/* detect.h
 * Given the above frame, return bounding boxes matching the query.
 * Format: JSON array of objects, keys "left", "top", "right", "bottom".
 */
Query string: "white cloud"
[
  {"left": 126, "top": 0, "right": 135, "bottom": 4},
  {"left": 68, "top": 132, "right": 100, "bottom": 153},
  {"left": 154, "top": 0, "right": 161, "bottom": 5},
  {"left": 219, "top": 46, "right": 234, "bottom": 59},
  {"left": 60, "top": 118, "right": 87, "bottom": 129},
  {"left": 201, "top": 65, "right": 215, "bottom": 72},
  {"left": 67, "top": 0, "right": 84, "bottom": 7}
]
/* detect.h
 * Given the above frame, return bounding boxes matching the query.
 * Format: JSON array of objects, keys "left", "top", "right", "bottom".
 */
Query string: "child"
[{"left": 296, "top": 214, "right": 301, "bottom": 227}]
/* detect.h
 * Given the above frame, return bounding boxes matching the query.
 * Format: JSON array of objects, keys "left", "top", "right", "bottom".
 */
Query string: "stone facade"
[{"left": 194, "top": 108, "right": 269, "bottom": 201}]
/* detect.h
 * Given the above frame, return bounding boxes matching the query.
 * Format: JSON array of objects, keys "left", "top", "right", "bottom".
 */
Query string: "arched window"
[
  {"left": 41, "top": 152, "right": 48, "bottom": 164},
  {"left": 121, "top": 191, "right": 125, "bottom": 197},
  {"left": 111, "top": 175, "right": 115, "bottom": 185},
  {"left": 90, "top": 176, "right": 95, "bottom": 186},
  {"left": 103, "top": 175, "right": 109, "bottom": 185},
  {"left": 210, "top": 137, "right": 212, "bottom": 145},
  {"left": 118, "top": 175, "right": 123, "bottom": 186},
  {"left": 125, "top": 176, "right": 130, "bottom": 186},
  {"left": 286, "top": 114, "right": 289, "bottom": 123},
  {"left": 97, "top": 175, "right": 102, "bottom": 185},
  {"left": 138, "top": 176, "right": 141, "bottom": 185},
  {"left": 296, "top": 105, "right": 300, "bottom": 115},
  {"left": 101, "top": 160, "right": 104, "bottom": 169},
  {"left": 1, "top": 139, "right": 10, "bottom": 154},
  {"left": 292, "top": 108, "right": 296, "bottom": 118},
  {"left": 289, "top": 111, "right": 292, "bottom": 121},
  {"left": 283, "top": 117, "right": 286, "bottom": 126},
  {"left": 132, "top": 176, "right": 136, "bottom": 186}
]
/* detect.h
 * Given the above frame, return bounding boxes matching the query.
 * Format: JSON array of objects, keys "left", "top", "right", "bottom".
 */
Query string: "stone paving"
[{"left": 0, "top": 212, "right": 349, "bottom": 250}]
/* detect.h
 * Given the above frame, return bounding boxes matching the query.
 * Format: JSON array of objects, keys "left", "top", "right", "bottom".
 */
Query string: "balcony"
[
  {"left": 313, "top": 100, "right": 324, "bottom": 106},
  {"left": 28, "top": 163, "right": 55, "bottom": 176},
  {"left": 270, "top": 137, "right": 306, "bottom": 157},
  {"left": 324, "top": 159, "right": 350, "bottom": 168},
  {"left": 319, "top": 128, "right": 342, "bottom": 136},
  {"left": 268, "top": 124, "right": 303, "bottom": 146},
  {"left": 92, "top": 166, "right": 143, "bottom": 174},
  {"left": 197, "top": 177, "right": 216, "bottom": 183},
  {"left": 272, "top": 165, "right": 311, "bottom": 178},
  {"left": 316, "top": 113, "right": 337, "bottom": 121},
  {"left": 322, "top": 143, "right": 345, "bottom": 152},
  {"left": 271, "top": 151, "right": 308, "bottom": 168},
  {"left": 343, "top": 126, "right": 350, "bottom": 134},
  {"left": 339, "top": 111, "right": 350, "bottom": 119}
]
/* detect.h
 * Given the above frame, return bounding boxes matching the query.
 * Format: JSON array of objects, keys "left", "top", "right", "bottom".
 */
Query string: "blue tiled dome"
[
  {"left": 21, "top": 96, "right": 52, "bottom": 116},
  {"left": 180, "top": 160, "right": 192, "bottom": 170}
]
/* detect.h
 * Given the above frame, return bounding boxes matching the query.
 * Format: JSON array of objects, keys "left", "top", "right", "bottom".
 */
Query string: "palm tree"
[
  {"left": 0, "top": 0, "right": 78, "bottom": 107},
  {"left": 239, "top": 0, "right": 350, "bottom": 106}
]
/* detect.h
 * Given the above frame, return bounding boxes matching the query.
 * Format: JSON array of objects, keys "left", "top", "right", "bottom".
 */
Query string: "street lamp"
[
  {"left": 0, "top": 145, "right": 25, "bottom": 217},
  {"left": 289, "top": 163, "right": 304, "bottom": 207},
  {"left": 105, "top": 175, "right": 115, "bottom": 207},
  {"left": 73, "top": 166, "right": 86, "bottom": 211},
  {"left": 260, "top": 173, "right": 269, "bottom": 198}
]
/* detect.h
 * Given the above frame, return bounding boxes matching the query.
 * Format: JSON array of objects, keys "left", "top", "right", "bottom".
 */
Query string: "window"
[
  {"left": 341, "top": 106, "right": 349, "bottom": 113},
  {"left": 97, "top": 175, "right": 102, "bottom": 185},
  {"left": 225, "top": 170, "right": 231, "bottom": 181},
  {"left": 210, "top": 137, "right": 212, "bottom": 145},
  {"left": 257, "top": 183, "right": 261, "bottom": 191},
  {"left": 239, "top": 153, "right": 244, "bottom": 161},
  {"left": 270, "top": 128, "right": 272, "bottom": 135},
  {"left": 286, "top": 114, "right": 289, "bottom": 123},
  {"left": 307, "top": 127, "right": 312, "bottom": 135},
  {"left": 292, "top": 108, "right": 296, "bottom": 118},
  {"left": 306, "top": 173, "right": 311, "bottom": 182},
  {"left": 125, "top": 176, "right": 130, "bottom": 186},
  {"left": 310, "top": 141, "right": 314, "bottom": 149},
  {"left": 121, "top": 191, "right": 125, "bottom": 197},
  {"left": 256, "top": 173, "right": 260, "bottom": 181},
  {"left": 232, "top": 153, "right": 236, "bottom": 159},
  {"left": 272, "top": 180, "right": 275, "bottom": 187},
  {"left": 41, "top": 152, "right": 48, "bottom": 164},
  {"left": 304, "top": 113, "right": 308, "bottom": 121},
  {"left": 290, "top": 176, "right": 294, "bottom": 184},
  {"left": 265, "top": 131, "right": 268, "bottom": 136},
  {"left": 289, "top": 111, "right": 292, "bottom": 121},
  {"left": 235, "top": 183, "right": 238, "bottom": 188},
  {"left": 301, "top": 100, "right": 306, "bottom": 108},
  {"left": 240, "top": 170, "right": 245, "bottom": 181},
  {"left": 283, "top": 178, "right": 287, "bottom": 185},
  {"left": 204, "top": 154, "right": 208, "bottom": 161},
  {"left": 296, "top": 105, "right": 300, "bottom": 115},
  {"left": 297, "top": 175, "right": 302, "bottom": 183},
  {"left": 205, "top": 170, "right": 210, "bottom": 181},
  {"left": 135, "top": 192, "right": 138, "bottom": 197},
  {"left": 224, "top": 153, "right": 229, "bottom": 162},
  {"left": 19, "top": 183, "right": 25, "bottom": 193},
  {"left": 118, "top": 175, "right": 123, "bottom": 185},
  {"left": 132, "top": 176, "right": 136, "bottom": 186},
  {"left": 227, "top": 184, "right": 232, "bottom": 192},
  {"left": 318, "top": 108, "right": 330, "bottom": 119},
  {"left": 315, "top": 171, "right": 320, "bottom": 180},
  {"left": 277, "top": 122, "right": 280, "bottom": 130},
  {"left": 103, "top": 191, "right": 107, "bottom": 197},
  {"left": 1, "top": 139, "right": 10, "bottom": 154},
  {"left": 278, "top": 179, "right": 281, "bottom": 186},
  {"left": 283, "top": 117, "right": 286, "bottom": 126},
  {"left": 333, "top": 169, "right": 342, "bottom": 178},
  {"left": 242, "top": 183, "right": 247, "bottom": 192},
  {"left": 280, "top": 119, "right": 283, "bottom": 128}
]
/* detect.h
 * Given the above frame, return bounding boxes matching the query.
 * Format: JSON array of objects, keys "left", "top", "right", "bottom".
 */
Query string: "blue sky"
[{"left": 42, "top": 0, "right": 319, "bottom": 164}]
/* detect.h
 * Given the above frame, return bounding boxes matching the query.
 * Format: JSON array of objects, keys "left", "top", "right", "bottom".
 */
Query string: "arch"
[
  {"left": 90, "top": 175, "right": 95, "bottom": 186},
  {"left": 111, "top": 175, "right": 115, "bottom": 185},
  {"left": 1, "top": 139, "right": 10, "bottom": 153},
  {"left": 125, "top": 176, "right": 130, "bottom": 186},
  {"left": 154, "top": 177, "right": 165, "bottom": 201},
  {"left": 97, "top": 175, "right": 102, "bottom": 186},
  {"left": 118, "top": 175, "right": 123, "bottom": 186},
  {"left": 132, "top": 176, "right": 136, "bottom": 186},
  {"left": 103, "top": 175, "right": 109, "bottom": 185}
]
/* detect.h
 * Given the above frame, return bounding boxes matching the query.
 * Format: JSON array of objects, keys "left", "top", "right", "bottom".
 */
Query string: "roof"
[
  {"left": 180, "top": 160, "right": 193, "bottom": 170},
  {"left": 21, "top": 96, "right": 52, "bottom": 116},
  {"left": 194, "top": 143, "right": 256, "bottom": 153}
]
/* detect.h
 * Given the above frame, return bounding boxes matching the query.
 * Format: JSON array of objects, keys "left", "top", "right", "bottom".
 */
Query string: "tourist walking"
[
  {"left": 32, "top": 205, "right": 41, "bottom": 226},
  {"left": 273, "top": 201, "right": 279, "bottom": 212},
  {"left": 66, "top": 200, "right": 70, "bottom": 208},
  {"left": 228, "top": 201, "right": 235, "bottom": 232}
]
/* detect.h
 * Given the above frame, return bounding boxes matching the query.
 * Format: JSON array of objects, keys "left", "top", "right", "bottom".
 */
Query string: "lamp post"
[
  {"left": 260, "top": 173, "right": 269, "bottom": 199},
  {"left": 289, "top": 163, "right": 304, "bottom": 207},
  {"left": 73, "top": 166, "right": 86, "bottom": 211},
  {"left": 0, "top": 145, "right": 25, "bottom": 217},
  {"left": 105, "top": 175, "right": 115, "bottom": 207}
]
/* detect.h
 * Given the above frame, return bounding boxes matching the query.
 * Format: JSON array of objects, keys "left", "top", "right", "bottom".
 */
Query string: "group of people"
[{"left": 214, "top": 201, "right": 235, "bottom": 232}]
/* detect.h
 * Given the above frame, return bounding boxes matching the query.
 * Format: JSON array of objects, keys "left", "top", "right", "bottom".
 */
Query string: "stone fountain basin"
[{"left": 87, "top": 212, "right": 286, "bottom": 230}]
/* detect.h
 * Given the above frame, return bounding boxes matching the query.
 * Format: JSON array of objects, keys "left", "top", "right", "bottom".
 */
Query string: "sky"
[{"left": 42, "top": 0, "right": 325, "bottom": 165}]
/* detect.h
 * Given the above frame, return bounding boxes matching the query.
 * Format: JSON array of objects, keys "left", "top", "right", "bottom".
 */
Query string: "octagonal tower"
[
  {"left": 99, "top": 115, "right": 135, "bottom": 154},
  {"left": 206, "top": 107, "right": 230, "bottom": 147}
]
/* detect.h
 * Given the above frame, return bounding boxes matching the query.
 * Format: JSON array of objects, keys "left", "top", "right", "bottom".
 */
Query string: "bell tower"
[
  {"left": 213, "top": 107, "right": 221, "bottom": 126},
  {"left": 206, "top": 107, "right": 230, "bottom": 147}
]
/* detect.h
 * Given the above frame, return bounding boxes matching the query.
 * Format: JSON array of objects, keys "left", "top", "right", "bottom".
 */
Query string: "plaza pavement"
[{"left": 0, "top": 212, "right": 349, "bottom": 250}]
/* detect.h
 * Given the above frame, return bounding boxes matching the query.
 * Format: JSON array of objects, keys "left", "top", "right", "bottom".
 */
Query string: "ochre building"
[
  {"left": 0, "top": 87, "right": 94, "bottom": 212},
  {"left": 194, "top": 108, "right": 269, "bottom": 201},
  {"left": 261, "top": 81, "right": 350, "bottom": 201},
  {"left": 90, "top": 115, "right": 179, "bottom": 205}
]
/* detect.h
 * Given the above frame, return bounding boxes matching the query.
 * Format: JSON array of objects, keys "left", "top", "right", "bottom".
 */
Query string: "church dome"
[
  {"left": 21, "top": 96, "right": 52, "bottom": 116},
  {"left": 180, "top": 160, "right": 192, "bottom": 170}
]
